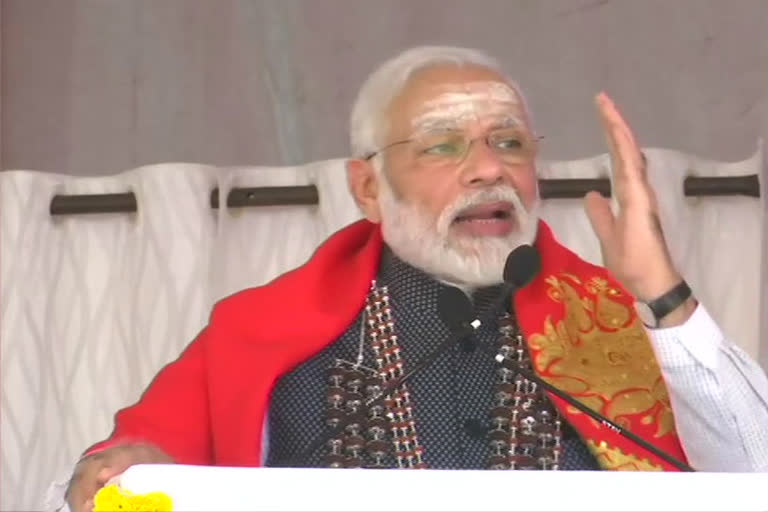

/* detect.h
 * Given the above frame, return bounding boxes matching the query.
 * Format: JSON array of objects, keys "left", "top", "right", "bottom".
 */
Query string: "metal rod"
[
  {"left": 50, "top": 192, "right": 137, "bottom": 215},
  {"left": 49, "top": 174, "right": 761, "bottom": 215},
  {"left": 539, "top": 179, "right": 612, "bottom": 199},
  {"left": 683, "top": 174, "right": 761, "bottom": 198},
  {"left": 210, "top": 185, "right": 319, "bottom": 209}
]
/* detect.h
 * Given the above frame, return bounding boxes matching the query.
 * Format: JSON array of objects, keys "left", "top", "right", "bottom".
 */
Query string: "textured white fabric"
[
  {"left": 1, "top": 165, "right": 221, "bottom": 512},
  {"left": 2, "top": 150, "right": 764, "bottom": 510},
  {"left": 210, "top": 160, "right": 359, "bottom": 301},
  {"left": 2, "top": 160, "right": 359, "bottom": 511},
  {"left": 648, "top": 304, "right": 768, "bottom": 472}
]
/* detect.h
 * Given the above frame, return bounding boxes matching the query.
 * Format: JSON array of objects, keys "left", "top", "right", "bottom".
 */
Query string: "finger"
[
  {"left": 596, "top": 92, "right": 645, "bottom": 182},
  {"left": 614, "top": 119, "right": 645, "bottom": 183},
  {"left": 584, "top": 190, "right": 616, "bottom": 249},
  {"left": 596, "top": 93, "right": 635, "bottom": 205},
  {"left": 595, "top": 93, "right": 622, "bottom": 170},
  {"left": 596, "top": 93, "right": 652, "bottom": 210}
]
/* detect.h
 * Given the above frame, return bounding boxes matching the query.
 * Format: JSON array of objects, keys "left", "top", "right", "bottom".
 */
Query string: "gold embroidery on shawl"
[
  {"left": 586, "top": 440, "right": 663, "bottom": 471},
  {"left": 529, "top": 274, "right": 675, "bottom": 438}
]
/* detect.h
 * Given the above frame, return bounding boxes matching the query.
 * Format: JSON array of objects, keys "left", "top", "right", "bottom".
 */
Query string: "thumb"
[{"left": 584, "top": 191, "right": 616, "bottom": 251}]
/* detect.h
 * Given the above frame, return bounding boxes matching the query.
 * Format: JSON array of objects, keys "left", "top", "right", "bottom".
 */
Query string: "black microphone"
[
  {"left": 503, "top": 243, "right": 541, "bottom": 289},
  {"left": 379, "top": 245, "right": 543, "bottom": 393},
  {"left": 376, "top": 244, "right": 543, "bottom": 399},
  {"left": 438, "top": 244, "right": 541, "bottom": 353},
  {"left": 486, "top": 243, "right": 542, "bottom": 319}
]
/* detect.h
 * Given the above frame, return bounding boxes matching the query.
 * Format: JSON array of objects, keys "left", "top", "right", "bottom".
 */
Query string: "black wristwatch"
[{"left": 634, "top": 280, "right": 693, "bottom": 328}]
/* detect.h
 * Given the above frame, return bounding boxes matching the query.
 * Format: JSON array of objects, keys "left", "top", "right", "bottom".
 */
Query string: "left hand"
[{"left": 584, "top": 92, "right": 696, "bottom": 327}]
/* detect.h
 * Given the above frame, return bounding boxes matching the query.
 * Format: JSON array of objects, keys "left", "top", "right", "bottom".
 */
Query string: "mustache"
[{"left": 438, "top": 187, "right": 526, "bottom": 229}]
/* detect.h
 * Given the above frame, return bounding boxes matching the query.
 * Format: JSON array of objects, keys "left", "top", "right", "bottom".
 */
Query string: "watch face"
[{"left": 634, "top": 301, "right": 657, "bottom": 328}]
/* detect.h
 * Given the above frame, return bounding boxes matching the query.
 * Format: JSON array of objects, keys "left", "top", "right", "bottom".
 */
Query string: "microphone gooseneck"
[
  {"left": 503, "top": 244, "right": 541, "bottom": 289},
  {"left": 498, "top": 355, "right": 695, "bottom": 472}
]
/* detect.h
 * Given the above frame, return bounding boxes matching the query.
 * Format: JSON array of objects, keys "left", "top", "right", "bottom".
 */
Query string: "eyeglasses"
[{"left": 363, "top": 128, "right": 542, "bottom": 167}]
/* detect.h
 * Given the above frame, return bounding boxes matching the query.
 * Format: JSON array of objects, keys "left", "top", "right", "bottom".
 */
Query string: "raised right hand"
[{"left": 66, "top": 442, "right": 173, "bottom": 512}]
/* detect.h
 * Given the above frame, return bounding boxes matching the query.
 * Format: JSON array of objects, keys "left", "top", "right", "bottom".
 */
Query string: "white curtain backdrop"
[{"left": 1, "top": 149, "right": 764, "bottom": 510}]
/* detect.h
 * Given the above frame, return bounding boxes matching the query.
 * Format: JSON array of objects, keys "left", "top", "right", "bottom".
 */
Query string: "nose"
[{"left": 458, "top": 137, "right": 506, "bottom": 188}]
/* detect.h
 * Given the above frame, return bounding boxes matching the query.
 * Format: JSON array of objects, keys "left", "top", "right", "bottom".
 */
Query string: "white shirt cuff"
[{"left": 645, "top": 303, "right": 725, "bottom": 370}]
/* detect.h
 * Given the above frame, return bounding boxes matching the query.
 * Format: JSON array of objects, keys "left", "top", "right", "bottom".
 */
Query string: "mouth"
[{"left": 451, "top": 201, "right": 518, "bottom": 237}]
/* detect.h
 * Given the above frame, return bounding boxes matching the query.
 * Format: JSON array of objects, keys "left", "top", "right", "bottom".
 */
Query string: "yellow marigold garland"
[{"left": 93, "top": 484, "right": 173, "bottom": 512}]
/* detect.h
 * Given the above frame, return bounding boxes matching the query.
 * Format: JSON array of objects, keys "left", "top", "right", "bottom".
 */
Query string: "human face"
[
  {"left": 371, "top": 65, "right": 540, "bottom": 286},
  {"left": 382, "top": 65, "right": 539, "bottom": 234}
]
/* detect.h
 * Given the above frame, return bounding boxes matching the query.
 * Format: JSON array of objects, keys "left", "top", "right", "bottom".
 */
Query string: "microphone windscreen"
[
  {"left": 437, "top": 286, "right": 473, "bottom": 333},
  {"left": 503, "top": 245, "right": 541, "bottom": 288}
]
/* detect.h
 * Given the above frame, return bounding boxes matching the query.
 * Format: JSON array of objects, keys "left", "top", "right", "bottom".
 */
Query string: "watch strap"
[{"left": 646, "top": 280, "right": 692, "bottom": 320}]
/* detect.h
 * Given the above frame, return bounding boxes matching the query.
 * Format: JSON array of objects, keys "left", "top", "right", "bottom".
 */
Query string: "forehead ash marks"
[{"left": 410, "top": 81, "right": 525, "bottom": 133}]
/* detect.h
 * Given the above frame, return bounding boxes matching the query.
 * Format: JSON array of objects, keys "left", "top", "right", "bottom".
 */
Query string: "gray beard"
[{"left": 377, "top": 181, "right": 540, "bottom": 288}]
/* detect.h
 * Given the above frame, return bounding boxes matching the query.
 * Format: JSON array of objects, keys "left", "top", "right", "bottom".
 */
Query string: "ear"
[{"left": 346, "top": 158, "right": 382, "bottom": 223}]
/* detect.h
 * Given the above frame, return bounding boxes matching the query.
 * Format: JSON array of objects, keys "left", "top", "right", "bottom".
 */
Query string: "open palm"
[{"left": 584, "top": 93, "right": 681, "bottom": 303}]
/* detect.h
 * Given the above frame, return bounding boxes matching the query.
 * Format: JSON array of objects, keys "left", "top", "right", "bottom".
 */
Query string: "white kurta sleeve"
[{"left": 647, "top": 303, "right": 768, "bottom": 471}]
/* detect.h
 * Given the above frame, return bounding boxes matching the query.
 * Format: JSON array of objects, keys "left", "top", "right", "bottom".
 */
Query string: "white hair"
[{"left": 349, "top": 45, "right": 532, "bottom": 159}]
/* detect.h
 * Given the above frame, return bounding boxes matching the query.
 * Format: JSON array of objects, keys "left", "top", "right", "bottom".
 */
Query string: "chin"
[
  {"left": 440, "top": 234, "right": 530, "bottom": 287},
  {"left": 378, "top": 181, "right": 540, "bottom": 288}
]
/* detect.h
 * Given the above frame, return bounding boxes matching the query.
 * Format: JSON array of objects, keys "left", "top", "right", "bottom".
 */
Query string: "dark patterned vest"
[{"left": 266, "top": 248, "right": 600, "bottom": 470}]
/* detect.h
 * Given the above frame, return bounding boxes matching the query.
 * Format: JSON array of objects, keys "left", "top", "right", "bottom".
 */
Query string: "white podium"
[{"left": 116, "top": 464, "right": 768, "bottom": 511}]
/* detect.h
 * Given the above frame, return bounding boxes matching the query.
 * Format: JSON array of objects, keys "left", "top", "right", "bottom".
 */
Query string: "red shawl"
[{"left": 91, "top": 220, "right": 687, "bottom": 471}]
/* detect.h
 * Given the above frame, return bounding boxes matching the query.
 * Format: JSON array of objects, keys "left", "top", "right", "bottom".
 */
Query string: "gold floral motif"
[
  {"left": 528, "top": 274, "right": 676, "bottom": 438},
  {"left": 585, "top": 277, "right": 632, "bottom": 329},
  {"left": 586, "top": 440, "right": 663, "bottom": 471}
]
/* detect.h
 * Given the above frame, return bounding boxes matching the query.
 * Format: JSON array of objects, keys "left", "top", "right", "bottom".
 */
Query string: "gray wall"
[{"left": 1, "top": 0, "right": 766, "bottom": 175}]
